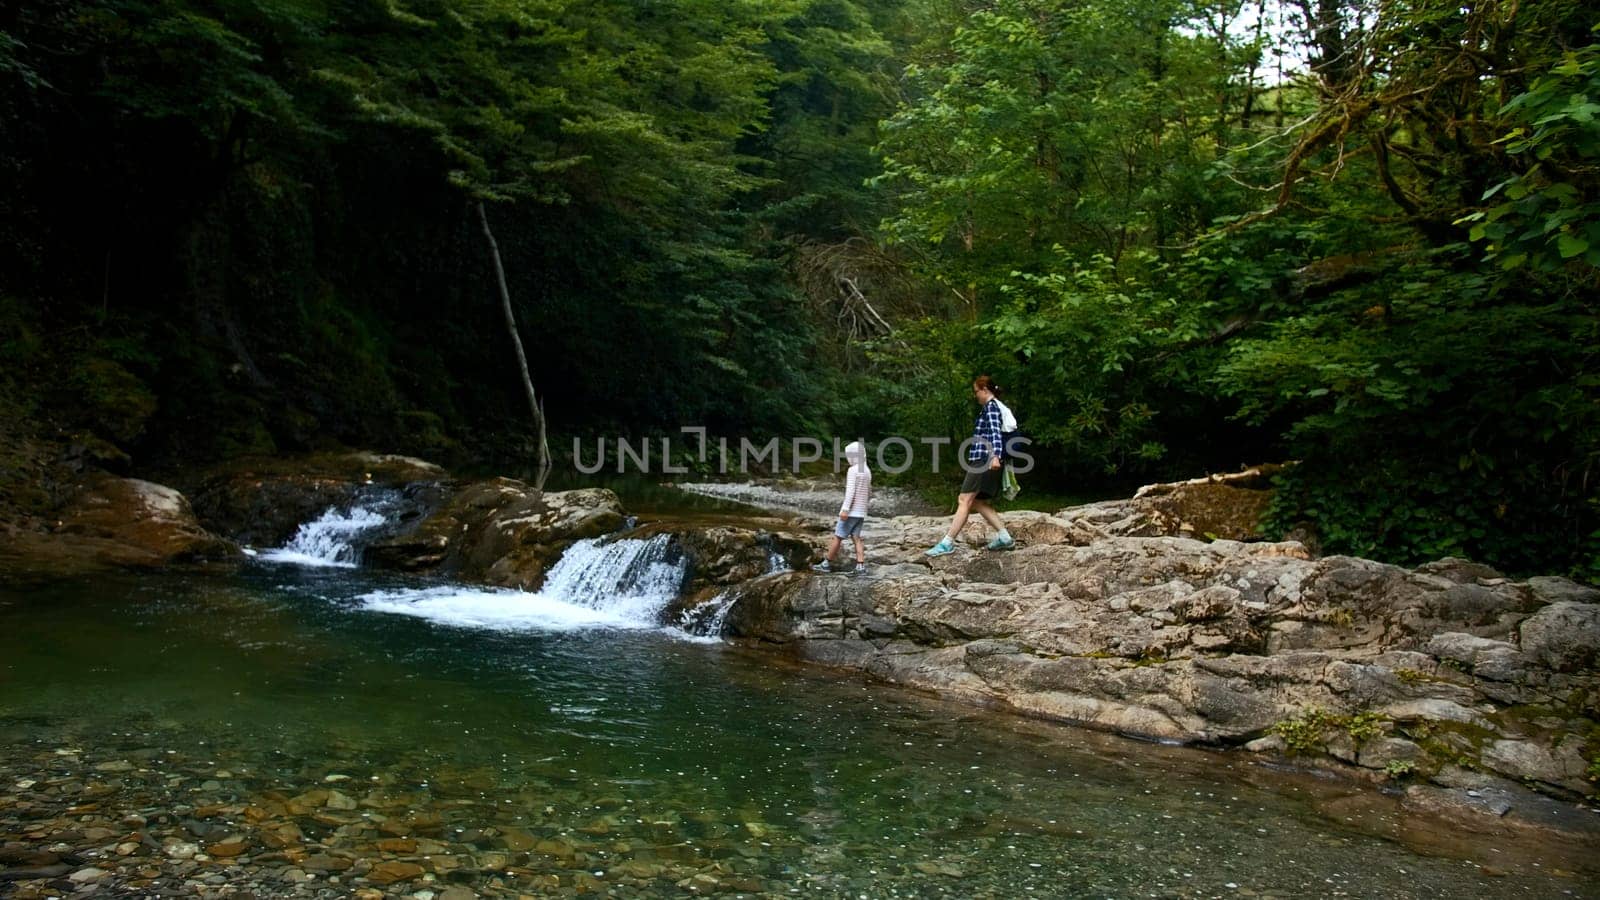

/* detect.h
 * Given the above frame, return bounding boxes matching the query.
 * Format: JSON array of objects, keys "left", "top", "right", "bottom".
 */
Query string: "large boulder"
[
  {"left": 646, "top": 523, "right": 812, "bottom": 594},
  {"left": 184, "top": 451, "right": 447, "bottom": 547},
  {"left": 1057, "top": 464, "right": 1282, "bottom": 541},
  {"left": 0, "top": 475, "right": 239, "bottom": 575},
  {"left": 365, "top": 479, "right": 626, "bottom": 589},
  {"left": 1519, "top": 601, "right": 1600, "bottom": 674}
]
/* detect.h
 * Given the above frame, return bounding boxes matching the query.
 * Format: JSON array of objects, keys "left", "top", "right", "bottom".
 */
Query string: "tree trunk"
[{"left": 476, "top": 201, "right": 550, "bottom": 477}]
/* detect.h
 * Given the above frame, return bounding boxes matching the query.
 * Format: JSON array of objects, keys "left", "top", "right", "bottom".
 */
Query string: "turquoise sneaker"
[
  {"left": 925, "top": 537, "right": 955, "bottom": 557},
  {"left": 986, "top": 534, "right": 1015, "bottom": 551}
]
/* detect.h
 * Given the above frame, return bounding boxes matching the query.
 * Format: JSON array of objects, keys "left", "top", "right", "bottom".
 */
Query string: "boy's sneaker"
[
  {"left": 852, "top": 563, "right": 868, "bottom": 577},
  {"left": 811, "top": 560, "right": 834, "bottom": 573},
  {"left": 924, "top": 537, "right": 955, "bottom": 557},
  {"left": 986, "top": 534, "right": 1016, "bottom": 551}
]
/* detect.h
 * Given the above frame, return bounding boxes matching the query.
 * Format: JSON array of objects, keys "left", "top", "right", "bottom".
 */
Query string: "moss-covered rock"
[
  {"left": 0, "top": 474, "right": 239, "bottom": 576},
  {"left": 66, "top": 357, "right": 158, "bottom": 445}
]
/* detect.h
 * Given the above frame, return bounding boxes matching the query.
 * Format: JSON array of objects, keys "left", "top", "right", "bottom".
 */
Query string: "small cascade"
[
  {"left": 766, "top": 547, "right": 790, "bottom": 573},
  {"left": 260, "top": 489, "right": 404, "bottom": 568},
  {"left": 539, "top": 534, "right": 687, "bottom": 621},
  {"left": 355, "top": 534, "right": 690, "bottom": 633},
  {"left": 677, "top": 591, "right": 738, "bottom": 637}
]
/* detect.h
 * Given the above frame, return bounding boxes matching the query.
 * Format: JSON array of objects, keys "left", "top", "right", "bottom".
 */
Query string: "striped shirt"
[
  {"left": 968, "top": 398, "right": 1005, "bottom": 463},
  {"left": 839, "top": 466, "right": 872, "bottom": 518}
]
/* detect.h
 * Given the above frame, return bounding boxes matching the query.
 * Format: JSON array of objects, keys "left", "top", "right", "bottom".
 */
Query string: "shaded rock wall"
[{"left": 184, "top": 452, "right": 447, "bottom": 547}]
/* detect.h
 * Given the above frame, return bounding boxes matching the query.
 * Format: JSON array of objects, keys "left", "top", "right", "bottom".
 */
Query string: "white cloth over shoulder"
[
  {"left": 839, "top": 440, "right": 872, "bottom": 518},
  {"left": 994, "top": 399, "right": 1018, "bottom": 432}
]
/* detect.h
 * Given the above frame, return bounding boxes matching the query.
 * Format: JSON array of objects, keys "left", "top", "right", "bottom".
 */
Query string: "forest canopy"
[{"left": 1, "top": 0, "right": 1596, "bottom": 577}]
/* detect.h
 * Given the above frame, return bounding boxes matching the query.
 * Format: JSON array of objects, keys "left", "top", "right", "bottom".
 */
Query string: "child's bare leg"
[
  {"left": 851, "top": 534, "right": 865, "bottom": 564},
  {"left": 825, "top": 535, "right": 842, "bottom": 561},
  {"left": 946, "top": 491, "right": 977, "bottom": 539}
]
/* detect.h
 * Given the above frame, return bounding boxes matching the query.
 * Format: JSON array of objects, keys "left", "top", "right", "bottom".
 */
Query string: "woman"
[{"left": 926, "top": 375, "right": 1014, "bottom": 556}]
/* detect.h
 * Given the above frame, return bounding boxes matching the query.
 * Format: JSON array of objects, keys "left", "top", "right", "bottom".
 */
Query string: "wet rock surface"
[
  {"left": 0, "top": 474, "right": 240, "bottom": 577},
  {"left": 635, "top": 523, "right": 812, "bottom": 611},
  {"left": 712, "top": 508, "right": 1600, "bottom": 814},
  {"left": 183, "top": 452, "right": 449, "bottom": 548},
  {"left": 365, "top": 480, "right": 627, "bottom": 589}
]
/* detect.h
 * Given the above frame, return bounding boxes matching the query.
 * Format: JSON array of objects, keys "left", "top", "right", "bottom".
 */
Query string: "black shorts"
[{"left": 959, "top": 466, "right": 1002, "bottom": 500}]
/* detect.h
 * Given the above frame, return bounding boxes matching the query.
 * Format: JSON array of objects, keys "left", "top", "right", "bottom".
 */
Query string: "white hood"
[{"left": 844, "top": 440, "right": 869, "bottom": 472}]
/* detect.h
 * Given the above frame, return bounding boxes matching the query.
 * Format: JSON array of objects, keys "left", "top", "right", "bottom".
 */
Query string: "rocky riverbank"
[
  {"left": 3, "top": 454, "right": 1597, "bottom": 854},
  {"left": 694, "top": 514, "right": 1600, "bottom": 824}
]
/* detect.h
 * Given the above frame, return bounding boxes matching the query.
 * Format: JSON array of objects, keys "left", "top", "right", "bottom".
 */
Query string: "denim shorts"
[{"left": 834, "top": 516, "right": 865, "bottom": 539}]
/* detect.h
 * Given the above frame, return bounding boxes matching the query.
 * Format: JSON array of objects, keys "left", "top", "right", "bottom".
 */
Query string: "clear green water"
[{"left": 0, "top": 567, "right": 1591, "bottom": 898}]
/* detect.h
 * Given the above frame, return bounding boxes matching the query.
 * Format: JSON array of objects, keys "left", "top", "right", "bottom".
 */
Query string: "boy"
[{"left": 813, "top": 440, "right": 870, "bottom": 575}]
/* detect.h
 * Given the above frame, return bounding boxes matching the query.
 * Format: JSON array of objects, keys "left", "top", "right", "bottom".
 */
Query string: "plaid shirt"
[{"left": 967, "top": 398, "right": 1004, "bottom": 463}]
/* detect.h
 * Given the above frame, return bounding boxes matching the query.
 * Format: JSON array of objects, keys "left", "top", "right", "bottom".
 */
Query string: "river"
[{"left": 0, "top": 498, "right": 1591, "bottom": 897}]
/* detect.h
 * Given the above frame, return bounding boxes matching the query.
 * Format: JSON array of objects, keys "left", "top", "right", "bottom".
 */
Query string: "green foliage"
[
  {"left": 1199, "top": 4, "right": 1599, "bottom": 578},
  {"left": 66, "top": 357, "right": 159, "bottom": 445},
  {"left": 1221, "top": 237, "right": 1600, "bottom": 573},
  {"left": 1272, "top": 708, "right": 1389, "bottom": 755},
  {"left": 866, "top": 0, "right": 1275, "bottom": 487},
  {"left": 1345, "top": 711, "right": 1387, "bottom": 745},
  {"left": 1273, "top": 709, "right": 1335, "bottom": 755},
  {"left": 874, "top": 0, "right": 1239, "bottom": 281},
  {"left": 1462, "top": 36, "right": 1600, "bottom": 271},
  {"left": 982, "top": 253, "right": 1177, "bottom": 476},
  {"left": 862, "top": 0, "right": 1597, "bottom": 577},
  {"left": 2, "top": 0, "right": 898, "bottom": 467},
  {"left": 1383, "top": 759, "right": 1418, "bottom": 780},
  {"left": 3, "top": 0, "right": 1597, "bottom": 585}
]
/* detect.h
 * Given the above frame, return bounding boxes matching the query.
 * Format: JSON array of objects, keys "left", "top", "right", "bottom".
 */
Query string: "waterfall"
[
  {"left": 538, "top": 534, "right": 687, "bottom": 620},
  {"left": 677, "top": 591, "right": 738, "bottom": 637},
  {"left": 260, "top": 490, "right": 404, "bottom": 567},
  {"left": 354, "top": 534, "right": 691, "bottom": 633}
]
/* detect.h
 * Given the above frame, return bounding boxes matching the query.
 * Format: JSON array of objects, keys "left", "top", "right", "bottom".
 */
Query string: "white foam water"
[
  {"left": 354, "top": 534, "right": 690, "bottom": 634},
  {"left": 539, "top": 533, "right": 685, "bottom": 620},
  {"left": 260, "top": 505, "right": 390, "bottom": 568},
  {"left": 357, "top": 585, "right": 646, "bottom": 632},
  {"left": 676, "top": 591, "right": 738, "bottom": 638}
]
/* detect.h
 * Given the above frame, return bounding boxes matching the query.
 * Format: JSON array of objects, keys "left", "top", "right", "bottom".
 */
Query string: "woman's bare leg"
[
  {"left": 973, "top": 499, "right": 1005, "bottom": 532},
  {"left": 946, "top": 491, "right": 977, "bottom": 539}
]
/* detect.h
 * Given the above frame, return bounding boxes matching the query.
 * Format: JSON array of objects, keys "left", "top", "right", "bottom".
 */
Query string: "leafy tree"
[{"left": 1207, "top": 0, "right": 1600, "bottom": 575}]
